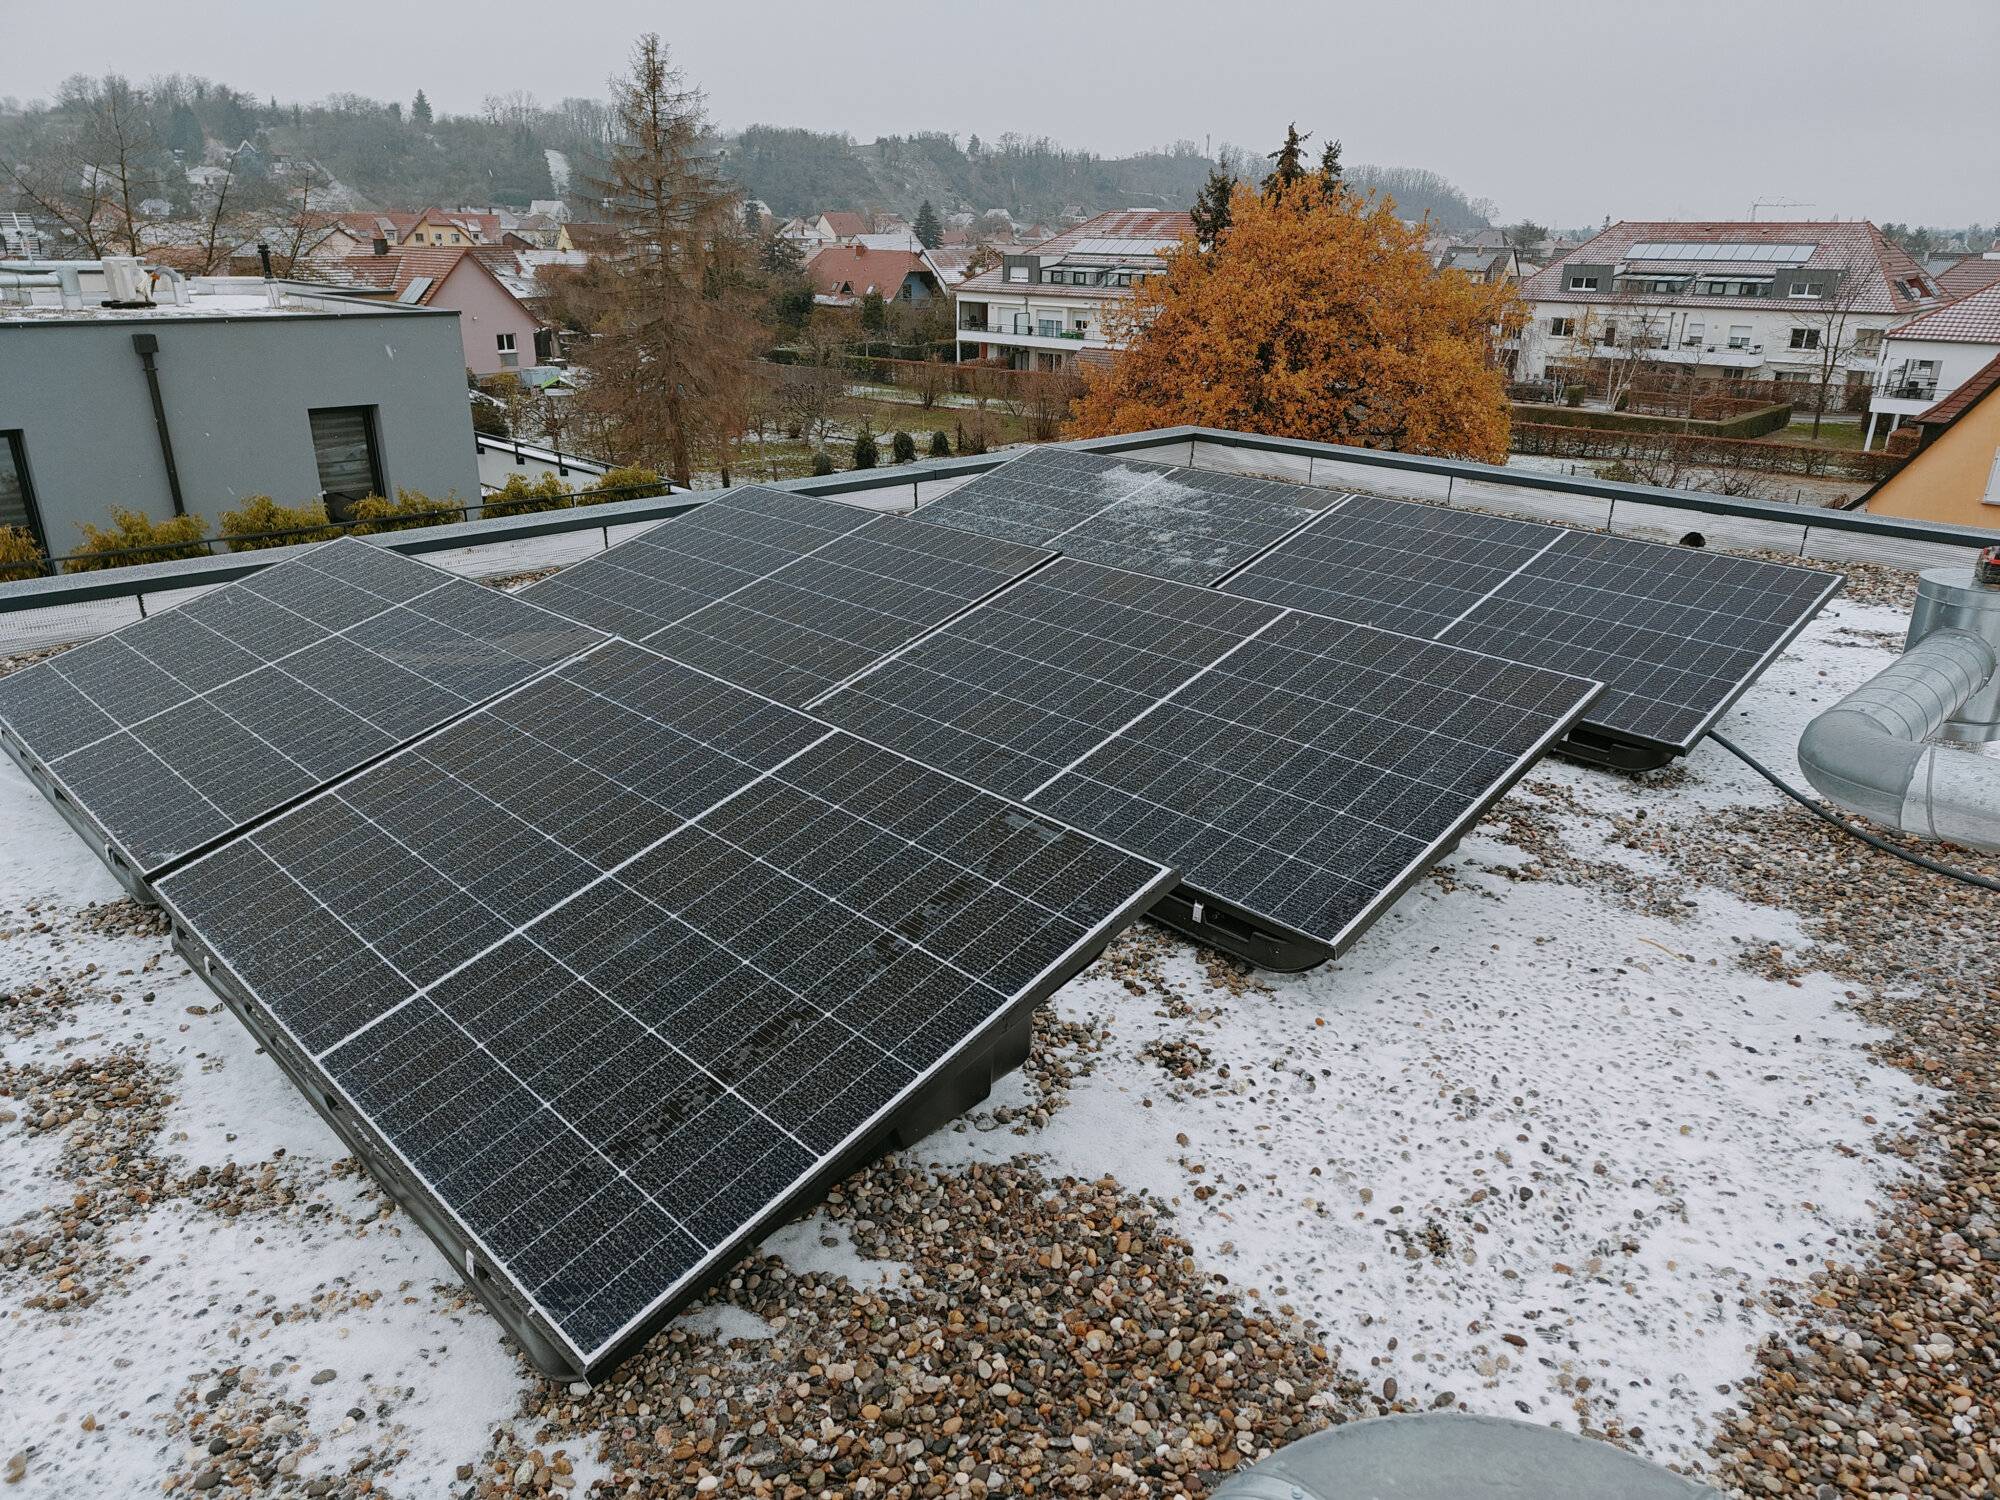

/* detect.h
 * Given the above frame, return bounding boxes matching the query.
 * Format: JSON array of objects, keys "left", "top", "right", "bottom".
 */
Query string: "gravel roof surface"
[{"left": 0, "top": 555, "right": 1992, "bottom": 1498}]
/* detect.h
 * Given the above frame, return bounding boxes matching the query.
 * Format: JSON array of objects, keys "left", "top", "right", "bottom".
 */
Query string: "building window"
[
  {"left": 1789, "top": 280, "right": 1823, "bottom": 298},
  {"left": 1567, "top": 274, "right": 1598, "bottom": 292},
  {"left": 1548, "top": 316, "right": 1575, "bottom": 336},
  {"left": 1600, "top": 320, "right": 1617, "bottom": 346},
  {"left": 1728, "top": 325, "right": 1752, "bottom": 349},
  {"left": 1685, "top": 321, "right": 1705, "bottom": 346},
  {"left": 0, "top": 430, "right": 46, "bottom": 554},
  {"left": 496, "top": 332, "right": 518, "bottom": 368},
  {"left": 1037, "top": 317, "right": 1061, "bottom": 337},
  {"left": 1789, "top": 328, "right": 1821, "bottom": 350},
  {"left": 1853, "top": 328, "right": 1882, "bottom": 356},
  {"left": 308, "top": 406, "right": 384, "bottom": 520},
  {"left": 1985, "top": 447, "right": 2000, "bottom": 505},
  {"left": 1006, "top": 265, "right": 1028, "bottom": 282}
]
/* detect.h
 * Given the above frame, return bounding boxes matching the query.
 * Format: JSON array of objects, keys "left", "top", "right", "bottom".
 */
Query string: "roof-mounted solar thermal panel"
[
  {"left": 817, "top": 559, "right": 1601, "bottom": 970},
  {"left": 1220, "top": 493, "right": 1841, "bottom": 769},
  {"left": 155, "top": 641, "right": 1174, "bottom": 1382},
  {"left": 644, "top": 516, "right": 1055, "bottom": 705},
  {"left": 519, "top": 486, "right": 876, "bottom": 643},
  {"left": 909, "top": 446, "right": 1329, "bottom": 586},
  {"left": 0, "top": 538, "right": 605, "bottom": 897}
]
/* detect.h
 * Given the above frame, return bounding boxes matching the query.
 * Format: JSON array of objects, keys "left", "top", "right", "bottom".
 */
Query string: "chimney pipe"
[{"left": 256, "top": 240, "right": 274, "bottom": 279}]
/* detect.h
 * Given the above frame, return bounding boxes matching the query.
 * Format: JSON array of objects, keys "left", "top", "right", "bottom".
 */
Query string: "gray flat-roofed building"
[{"left": 0, "top": 276, "right": 478, "bottom": 558}]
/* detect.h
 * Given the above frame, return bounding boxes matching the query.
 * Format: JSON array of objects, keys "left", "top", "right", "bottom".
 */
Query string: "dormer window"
[
  {"left": 1788, "top": 280, "right": 1824, "bottom": 298},
  {"left": 1567, "top": 273, "right": 1599, "bottom": 292}
]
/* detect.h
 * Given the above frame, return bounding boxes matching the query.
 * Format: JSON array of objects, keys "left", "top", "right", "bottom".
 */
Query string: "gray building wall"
[{"left": 0, "top": 306, "right": 477, "bottom": 554}]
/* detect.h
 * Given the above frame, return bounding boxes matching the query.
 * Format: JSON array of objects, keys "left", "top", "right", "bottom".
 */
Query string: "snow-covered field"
[{"left": 0, "top": 588, "right": 1939, "bottom": 1493}]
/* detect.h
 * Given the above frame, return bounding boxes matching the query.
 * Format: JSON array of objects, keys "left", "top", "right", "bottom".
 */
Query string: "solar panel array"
[
  {"left": 521, "top": 486, "right": 875, "bottom": 645},
  {"left": 911, "top": 447, "right": 1328, "bottom": 585},
  {"left": 158, "top": 641, "right": 1173, "bottom": 1375},
  {"left": 0, "top": 439, "right": 1842, "bottom": 1381},
  {"left": 1221, "top": 493, "right": 1841, "bottom": 752},
  {"left": 524, "top": 490, "right": 1054, "bottom": 705},
  {"left": 0, "top": 539, "right": 604, "bottom": 876},
  {"left": 817, "top": 560, "right": 1601, "bottom": 953}
]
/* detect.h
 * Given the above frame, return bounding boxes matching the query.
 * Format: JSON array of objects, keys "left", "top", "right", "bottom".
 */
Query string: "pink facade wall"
[{"left": 435, "top": 261, "right": 541, "bottom": 376}]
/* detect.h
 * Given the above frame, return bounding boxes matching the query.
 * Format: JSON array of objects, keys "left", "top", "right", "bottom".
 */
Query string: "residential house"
[
  {"left": 1516, "top": 221, "right": 1943, "bottom": 404},
  {"left": 528, "top": 199, "right": 572, "bottom": 224},
  {"left": 398, "top": 209, "right": 504, "bottom": 248},
  {"left": 1856, "top": 352, "right": 2000, "bottom": 528},
  {"left": 0, "top": 274, "right": 475, "bottom": 550},
  {"left": 780, "top": 211, "right": 869, "bottom": 254},
  {"left": 334, "top": 246, "right": 547, "bottom": 376},
  {"left": 803, "top": 243, "right": 940, "bottom": 308},
  {"left": 1865, "top": 280, "right": 2000, "bottom": 449},
  {"left": 1438, "top": 244, "right": 1521, "bottom": 284},
  {"left": 951, "top": 209, "right": 1194, "bottom": 371}
]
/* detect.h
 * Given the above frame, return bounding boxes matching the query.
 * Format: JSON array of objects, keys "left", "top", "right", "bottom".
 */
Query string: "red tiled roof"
[
  {"left": 1914, "top": 350, "right": 2000, "bottom": 428},
  {"left": 1889, "top": 280, "right": 2000, "bottom": 346},
  {"left": 955, "top": 209, "right": 1194, "bottom": 296},
  {"left": 334, "top": 246, "right": 493, "bottom": 305},
  {"left": 819, "top": 211, "right": 867, "bottom": 237},
  {"left": 1518, "top": 221, "right": 1941, "bottom": 315},
  {"left": 1933, "top": 256, "right": 2000, "bottom": 300},
  {"left": 804, "top": 243, "right": 932, "bottom": 299}
]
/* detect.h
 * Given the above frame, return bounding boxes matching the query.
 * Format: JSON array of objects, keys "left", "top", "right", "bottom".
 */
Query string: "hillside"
[{"left": 0, "top": 75, "right": 1495, "bottom": 232}]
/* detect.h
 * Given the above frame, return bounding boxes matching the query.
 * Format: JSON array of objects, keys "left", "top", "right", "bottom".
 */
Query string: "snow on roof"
[
  {"left": 0, "top": 562, "right": 1946, "bottom": 1488},
  {"left": 0, "top": 276, "right": 397, "bottom": 322}
]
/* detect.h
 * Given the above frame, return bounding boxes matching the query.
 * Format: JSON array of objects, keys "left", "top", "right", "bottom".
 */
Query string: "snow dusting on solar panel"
[
  {"left": 0, "top": 538, "right": 605, "bottom": 893},
  {"left": 157, "top": 641, "right": 1173, "bottom": 1378}
]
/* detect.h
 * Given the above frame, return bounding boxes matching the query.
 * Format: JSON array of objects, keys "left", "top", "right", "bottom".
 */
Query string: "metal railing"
[
  {"left": 4, "top": 426, "right": 1997, "bottom": 653},
  {"left": 2, "top": 481, "right": 681, "bottom": 581}
]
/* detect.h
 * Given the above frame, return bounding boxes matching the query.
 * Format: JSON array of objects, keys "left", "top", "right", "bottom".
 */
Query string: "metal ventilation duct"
[{"left": 1797, "top": 562, "right": 2000, "bottom": 855}]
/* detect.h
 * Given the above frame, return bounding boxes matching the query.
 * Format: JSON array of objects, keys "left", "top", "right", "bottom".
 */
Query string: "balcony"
[
  {"left": 1881, "top": 378, "right": 1939, "bottom": 402},
  {"left": 957, "top": 322, "right": 1110, "bottom": 353}
]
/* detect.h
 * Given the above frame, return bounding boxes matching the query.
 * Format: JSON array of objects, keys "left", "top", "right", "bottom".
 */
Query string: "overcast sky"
[{"left": 3, "top": 0, "right": 1994, "bottom": 229}]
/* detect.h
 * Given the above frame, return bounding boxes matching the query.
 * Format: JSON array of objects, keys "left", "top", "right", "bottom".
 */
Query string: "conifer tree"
[
  {"left": 410, "top": 89, "right": 432, "bottom": 126},
  {"left": 1191, "top": 166, "right": 1235, "bottom": 252},
  {"left": 913, "top": 199, "right": 942, "bottom": 249},
  {"left": 1262, "top": 123, "right": 1310, "bottom": 198}
]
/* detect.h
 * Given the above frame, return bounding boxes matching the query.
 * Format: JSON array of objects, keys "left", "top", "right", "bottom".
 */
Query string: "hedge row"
[
  {"left": 1511, "top": 422, "right": 1901, "bottom": 480},
  {"left": 1508, "top": 400, "right": 1793, "bottom": 441}
]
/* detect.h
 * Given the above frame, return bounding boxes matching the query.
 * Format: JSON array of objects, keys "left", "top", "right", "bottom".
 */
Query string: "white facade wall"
[
  {"left": 1518, "top": 299, "right": 1901, "bottom": 389},
  {"left": 1866, "top": 333, "right": 2000, "bottom": 443}
]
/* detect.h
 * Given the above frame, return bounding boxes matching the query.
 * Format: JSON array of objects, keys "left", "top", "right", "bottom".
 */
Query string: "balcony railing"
[{"left": 1879, "top": 378, "right": 1939, "bottom": 402}]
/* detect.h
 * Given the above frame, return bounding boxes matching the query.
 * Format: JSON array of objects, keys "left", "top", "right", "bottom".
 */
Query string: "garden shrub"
[
  {"left": 347, "top": 489, "right": 463, "bottom": 535},
  {"left": 482, "top": 471, "right": 575, "bottom": 518},
  {"left": 218, "top": 496, "right": 339, "bottom": 552},
  {"left": 66, "top": 508, "right": 211, "bottom": 572}
]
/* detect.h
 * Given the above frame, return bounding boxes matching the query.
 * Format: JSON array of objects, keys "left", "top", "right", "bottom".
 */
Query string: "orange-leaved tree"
[{"left": 1067, "top": 179, "right": 1523, "bottom": 462}]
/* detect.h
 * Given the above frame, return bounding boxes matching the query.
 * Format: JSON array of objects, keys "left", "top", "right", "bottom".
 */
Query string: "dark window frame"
[
  {"left": 307, "top": 405, "right": 386, "bottom": 520},
  {"left": 0, "top": 429, "right": 49, "bottom": 553}
]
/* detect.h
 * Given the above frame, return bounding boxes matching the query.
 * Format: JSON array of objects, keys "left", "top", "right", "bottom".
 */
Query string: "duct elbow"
[{"left": 1796, "top": 629, "right": 2000, "bottom": 855}]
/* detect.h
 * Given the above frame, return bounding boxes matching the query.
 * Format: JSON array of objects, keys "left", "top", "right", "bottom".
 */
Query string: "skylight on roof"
[
  {"left": 1626, "top": 242, "right": 1817, "bottom": 263},
  {"left": 1068, "top": 236, "right": 1179, "bottom": 257}
]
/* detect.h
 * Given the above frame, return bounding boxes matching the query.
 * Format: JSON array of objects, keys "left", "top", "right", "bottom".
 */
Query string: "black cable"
[{"left": 1705, "top": 730, "right": 2000, "bottom": 894}]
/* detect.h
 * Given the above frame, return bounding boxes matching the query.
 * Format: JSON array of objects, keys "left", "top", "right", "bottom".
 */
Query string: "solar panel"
[
  {"left": 1221, "top": 493, "right": 1841, "bottom": 761},
  {"left": 644, "top": 516, "right": 1054, "bottom": 705},
  {"left": 911, "top": 447, "right": 1328, "bottom": 585},
  {"left": 157, "top": 640, "right": 1173, "bottom": 1379},
  {"left": 816, "top": 560, "right": 1600, "bottom": 962},
  {"left": 519, "top": 486, "right": 876, "bottom": 642},
  {"left": 0, "top": 538, "right": 605, "bottom": 885}
]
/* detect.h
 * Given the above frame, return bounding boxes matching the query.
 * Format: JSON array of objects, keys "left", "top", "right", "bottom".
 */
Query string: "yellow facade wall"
[{"left": 1865, "top": 393, "right": 2000, "bottom": 531}]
